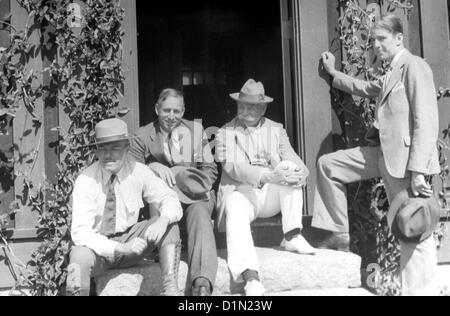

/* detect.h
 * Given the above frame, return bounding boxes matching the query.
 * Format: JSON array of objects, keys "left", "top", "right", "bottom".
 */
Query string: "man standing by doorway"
[
  {"left": 315, "top": 14, "right": 440, "bottom": 295},
  {"left": 68, "top": 118, "right": 183, "bottom": 296},
  {"left": 130, "top": 89, "right": 218, "bottom": 296}
]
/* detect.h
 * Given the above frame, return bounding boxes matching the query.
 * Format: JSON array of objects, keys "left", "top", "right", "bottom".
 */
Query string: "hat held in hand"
[
  {"left": 388, "top": 188, "right": 441, "bottom": 243},
  {"left": 171, "top": 166, "right": 212, "bottom": 205}
]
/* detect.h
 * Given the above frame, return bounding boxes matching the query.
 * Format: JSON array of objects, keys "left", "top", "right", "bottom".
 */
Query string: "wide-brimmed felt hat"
[
  {"left": 388, "top": 188, "right": 441, "bottom": 243},
  {"left": 229, "top": 79, "right": 274, "bottom": 104},
  {"left": 171, "top": 166, "right": 212, "bottom": 205},
  {"left": 93, "top": 118, "right": 134, "bottom": 146}
]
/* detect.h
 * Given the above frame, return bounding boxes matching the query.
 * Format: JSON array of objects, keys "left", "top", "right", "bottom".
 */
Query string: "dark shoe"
[
  {"left": 315, "top": 231, "right": 350, "bottom": 252},
  {"left": 192, "top": 285, "right": 211, "bottom": 296},
  {"left": 159, "top": 241, "right": 182, "bottom": 296}
]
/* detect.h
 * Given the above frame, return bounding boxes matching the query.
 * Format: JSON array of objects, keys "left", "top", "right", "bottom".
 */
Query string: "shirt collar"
[
  {"left": 391, "top": 48, "right": 406, "bottom": 67},
  {"left": 100, "top": 160, "right": 133, "bottom": 186},
  {"left": 160, "top": 125, "right": 179, "bottom": 140}
]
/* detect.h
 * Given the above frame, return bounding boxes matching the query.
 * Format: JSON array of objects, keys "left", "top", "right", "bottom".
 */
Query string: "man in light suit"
[
  {"left": 215, "top": 79, "right": 315, "bottom": 296},
  {"left": 130, "top": 89, "right": 218, "bottom": 296},
  {"left": 315, "top": 15, "right": 440, "bottom": 295}
]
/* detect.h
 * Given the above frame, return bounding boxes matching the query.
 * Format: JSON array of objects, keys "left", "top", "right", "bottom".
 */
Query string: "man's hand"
[
  {"left": 145, "top": 216, "right": 170, "bottom": 244},
  {"left": 321, "top": 51, "right": 338, "bottom": 77},
  {"left": 261, "top": 168, "right": 306, "bottom": 187},
  {"left": 115, "top": 238, "right": 148, "bottom": 257},
  {"left": 411, "top": 172, "right": 433, "bottom": 197},
  {"left": 149, "top": 163, "right": 176, "bottom": 188}
]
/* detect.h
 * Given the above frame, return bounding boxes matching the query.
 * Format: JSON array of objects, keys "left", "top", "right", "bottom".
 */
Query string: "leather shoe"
[
  {"left": 281, "top": 235, "right": 316, "bottom": 255},
  {"left": 192, "top": 285, "right": 211, "bottom": 296},
  {"left": 244, "top": 280, "right": 265, "bottom": 296},
  {"left": 315, "top": 231, "right": 350, "bottom": 252}
]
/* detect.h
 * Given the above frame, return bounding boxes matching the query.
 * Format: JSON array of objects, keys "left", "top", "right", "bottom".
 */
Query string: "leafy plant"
[{"left": 0, "top": 0, "right": 125, "bottom": 296}]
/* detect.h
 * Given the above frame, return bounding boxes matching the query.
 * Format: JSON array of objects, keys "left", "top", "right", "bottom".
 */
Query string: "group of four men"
[{"left": 67, "top": 15, "right": 440, "bottom": 296}]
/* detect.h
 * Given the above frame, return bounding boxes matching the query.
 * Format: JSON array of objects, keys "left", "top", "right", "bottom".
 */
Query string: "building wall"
[{"left": 1, "top": 1, "right": 449, "bottom": 288}]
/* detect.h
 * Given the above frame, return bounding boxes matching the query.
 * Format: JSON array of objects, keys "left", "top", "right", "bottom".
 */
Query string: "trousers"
[
  {"left": 225, "top": 183, "right": 304, "bottom": 283},
  {"left": 311, "top": 146, "right": 438, "bottom": 296},
  {"left": 66, "top": 217, "right": 180, "bottom": 296},
  {"left": 181, "top": 193, "right": 218, "bottom": 290}
]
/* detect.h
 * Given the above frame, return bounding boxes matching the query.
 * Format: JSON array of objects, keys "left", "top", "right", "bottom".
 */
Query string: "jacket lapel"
[
  {"left": 379, "top": 50, "right": 410, "bottom": 105},
  {"left": 233, "top": 119, "right": 252, "bottom": 163},
  {"left": 149, "top": 122, "right": 171, "bottom": 166}
]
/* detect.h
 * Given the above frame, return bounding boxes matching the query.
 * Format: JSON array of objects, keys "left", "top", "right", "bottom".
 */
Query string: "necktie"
[
  {"left": 168, "top": 132, "right": 182, "bottom": 164},
  {"left": 163, "top": 133, "right": 174, "bottom": 164},
  {"left": 101, "top": 174, "right": 117, "bottom": 237}
]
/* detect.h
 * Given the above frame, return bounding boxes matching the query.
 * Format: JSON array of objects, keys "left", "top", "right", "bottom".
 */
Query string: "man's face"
[
  {"left": 97, "top": 141, "right": 129, "bottom": 174},
  {"left": 373, "top": 28, "right": 403, "bottom": 61},
  {"left": 237, "top": 102, "right": 267, "bottom": 127},
  {"left": 156, "top": 96, "right": 185, "bottom": 133}
]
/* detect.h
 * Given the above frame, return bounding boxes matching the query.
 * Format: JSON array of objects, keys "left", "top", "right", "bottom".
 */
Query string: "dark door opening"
[{"left": 136, "top": 0, "right": 285, "bottom": 130}]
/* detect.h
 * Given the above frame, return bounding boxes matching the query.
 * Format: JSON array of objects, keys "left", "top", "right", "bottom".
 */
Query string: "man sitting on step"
[
  {"left": 67, "top": 118, "right": 183, "bottom": 296},
  {"left": 130, "top": 88, "right": 219, "bottom": 296},
  {"left": 215, "top": 79, "right": 316, "bottom": 296}
]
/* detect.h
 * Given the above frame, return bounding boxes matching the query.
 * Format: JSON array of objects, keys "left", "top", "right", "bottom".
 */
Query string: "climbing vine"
[{"left": 0, "top": 0, "right": 126, "bottom": 296}]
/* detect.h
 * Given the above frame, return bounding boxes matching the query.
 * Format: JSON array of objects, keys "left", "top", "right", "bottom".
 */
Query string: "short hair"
[
  {"left": 373, "top": 14, "right": 404, "bottom": 35},
  {"left": 156, "top": 88, "right": 184, "bottom": 107}
]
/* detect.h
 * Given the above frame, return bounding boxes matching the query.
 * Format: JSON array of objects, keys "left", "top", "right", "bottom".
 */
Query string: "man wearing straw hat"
[
  {"left": 215, "top": 79, "right": 315, "bottom": 296},
  {"left": 67, "top": 118, "right": 183, "bottom": 296}
]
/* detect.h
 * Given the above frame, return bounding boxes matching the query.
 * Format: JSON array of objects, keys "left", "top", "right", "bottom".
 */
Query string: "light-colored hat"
[
  {"left": 230, "top": 79, "right": 274, "bottom": 104},
  {"left": 94, "top": 118, "right": 132, "bottom": 146}
]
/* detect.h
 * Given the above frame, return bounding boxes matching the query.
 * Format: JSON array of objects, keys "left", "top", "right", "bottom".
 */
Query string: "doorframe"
[{"left": 280, "top": 0, "right": 335, "bottom": 216}]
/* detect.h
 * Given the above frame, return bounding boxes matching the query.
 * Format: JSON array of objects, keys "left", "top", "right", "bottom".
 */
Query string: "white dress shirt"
[
  {"left": 235, "top": 119, "right": 272, "bottom": 168},
  {"left": 71, "top": 160, "right": 182, "bottom": 258}
]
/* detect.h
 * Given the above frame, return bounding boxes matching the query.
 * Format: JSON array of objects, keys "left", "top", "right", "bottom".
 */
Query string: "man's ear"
[
  {"left": 155, "top": 104, "right": 160, "bottom": 116},
  {"left": 396, "top": 33, "right": 404, "bottom": 46}
]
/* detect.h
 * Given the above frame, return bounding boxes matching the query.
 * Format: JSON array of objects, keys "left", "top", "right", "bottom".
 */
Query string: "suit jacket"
[
  {"left": 215, "top": 117, "right": 309, "bottom": 232},
  {"left": 129, "top": 119, "right": 218, "bottom": 190},
  {"left": 333, "top": 49, "right": 440, "bottom": 178}
]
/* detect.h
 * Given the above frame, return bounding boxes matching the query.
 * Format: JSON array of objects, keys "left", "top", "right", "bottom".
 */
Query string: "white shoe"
[
  {"left": 244, "top": 280, "right": 266, "bottom": 296},
  {"left": 281, "top": 235, "right": 316, "bottom": 255}
]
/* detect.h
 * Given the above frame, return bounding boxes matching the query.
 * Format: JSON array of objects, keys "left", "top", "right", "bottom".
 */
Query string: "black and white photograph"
[{"left": 0, "top": 0, "right": 450, "bottom": 299}]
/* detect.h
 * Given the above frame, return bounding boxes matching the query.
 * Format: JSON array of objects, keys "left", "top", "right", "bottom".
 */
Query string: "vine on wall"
[{"left": 0, "top": 0, "right": 126, "bottom": 296}]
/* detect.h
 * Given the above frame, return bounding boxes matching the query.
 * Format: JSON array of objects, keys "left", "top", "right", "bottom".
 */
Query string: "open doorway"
[{"left": 136, "top": 0, "right": 285, "bottom": 130}]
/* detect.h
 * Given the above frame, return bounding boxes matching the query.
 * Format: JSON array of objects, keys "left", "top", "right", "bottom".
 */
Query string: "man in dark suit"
[
  {"left": 130, "top": 89, "right": 218, "bottom": 296},
  {"left": 316, "top": 14, "right": 440, "bottom": 295}
]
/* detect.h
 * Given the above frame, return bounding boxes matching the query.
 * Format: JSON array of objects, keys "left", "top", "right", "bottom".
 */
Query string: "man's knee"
[
  {"left": 225, "top": 192, "right": 249, "bottom": 215},
  {"left": 69, "top": 246, "right": 97, "bottom": 272},
  {"left": 317, "top": 153, "right": 337, "bottom": 177}
]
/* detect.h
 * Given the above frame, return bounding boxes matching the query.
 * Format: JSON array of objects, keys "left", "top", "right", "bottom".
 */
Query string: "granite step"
[{"left": 96, "top": 247, "right": 362, "bottom": 296}]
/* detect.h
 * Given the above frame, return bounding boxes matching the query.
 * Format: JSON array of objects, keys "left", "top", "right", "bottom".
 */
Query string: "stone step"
[
  {"left": 96, "top": 247, "right": 362, "bottom": 296},
  {"left": 266, "top": 288, "right": 374, "bottom": 296}
]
